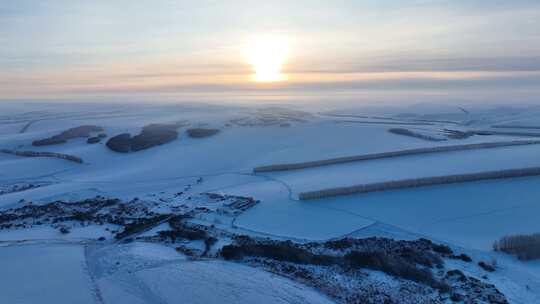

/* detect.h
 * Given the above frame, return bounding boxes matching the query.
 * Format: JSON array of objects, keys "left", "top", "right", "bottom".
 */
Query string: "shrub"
[
  {"left": 106, "top": 124, "right": 179, "bottom": 152},
  {"left": 454, "top": 253, "right": 472, "bottom": 262},
  {"left": 131, "top": 124, "right": 178, "bottom": 151},
  {"left": 220, "top": 242, "right": 336, "bottom": 265},
  {"left": 221, "top": 245, "right": 244, "bottom": 260},
  {"left": 446, "top": 269, "right": 466, "bottom": 280},
  {"left": 432, "top": 244, "right": 453, "bottom": 255},
  {"left": 186, "top": 128, "right": 220, "bottom": 138},
  {"left": 398, "top": 246, "right": 442, "bottom": 268},
  {"left": 70, "top": 211, "right": 94, "bottom": 222},
  {"left": 158, "top": 227, "right": 207, "bottom": 242},
  {"left": 33, "top": 137, "right": 66, "bottom": 146},
  {"left": 344, "top": 251, "right": 439, "bottom": 288},
  {"left": 221, "top": 237, "right": 452, "bottom": 291},
  {"left": 115, "top": 214, "right": 169, "bottom": 239},
  {"left": 494, "top": 233, "right": 540, "bottom": 260},
  {"left": 0, "top": 149, "right": 83, "bottom": 163},
  {"left": 87, "top": 137, "right": 100, "bottom": 144},
  {"left": 106, "top": 133, "right": 132, "bottom": 153},
  {"left": 205, "top": 236, "right": 217, "bottom": 249},
  {"left": 478, "top": 261, "right": 496, "bottom": 272}
]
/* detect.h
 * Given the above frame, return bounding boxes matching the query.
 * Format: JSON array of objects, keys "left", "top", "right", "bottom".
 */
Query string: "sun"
[{"left": 245, "top": 36, "right": 289, "bottom": 82}]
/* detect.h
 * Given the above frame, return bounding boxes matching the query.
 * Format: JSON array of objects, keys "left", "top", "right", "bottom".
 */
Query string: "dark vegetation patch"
[
  {"left": 0, "top": 197, "right": 161, "bottom": 235},
  {"left": 106, "top": 133, "right": 132, "bottom": 152},
  {"left": 0, "top": 182, "right": 48, "bottom": 196},
  {"left": 494, "top": 233, "right": 540, "bottom": 261},
  {"left": 0, "top": 149, "right": 83, "bottom": 163},
  {"left": 0, "top": 193, "right": 508, "bottom": 304},
  {"left": 106, "top": 123, "right": 181, "bottom": 153},
  {"left": 444, "top": 129, "right": 475, "bottom": 139},
  {"left": 222, "top": 237, "right": 446, "bottom": 289},
  {"left": 222, "top": 241, "right": 337, "bottom": 266},
  {"left": 321, "top": 237, "right": 446, "bottom": 268},
  {"left": 431, "top": 243, "right": 453, "bottom": 255},
  {"left": 157, "top": 215, "right": 218, "bottom": 256},
  {"left": 202, "top": 193, "right": 259, "bottom": 215},
  {"left": 33, "top": 125, "right": 103, "bottom": 146},
  {"left": 158, "top": 215, "right": 208, "bottom": 242},
  {"left": 478, "top": 261, "right": 496, "bottom": 272},
  {"left": 344, "top": 251, "right": 444, "bottom": 289},
  {"left": 132, "top": 124, "right": 179, "bottom": 151},
  {"left": 87, "top": 136, "right": 101, "bottom": 144},
  {"left": 453, "top": 253, "right": 472, "bottom": 262},
  {"left": 186, "top": 128, "right": 220, "bottom": 138},
  {"left": 445, "top": 270, "right": 507, "bottom": 303},
  {"left": 0, "top": 193, "right": 257, "bottom": 244},
  {"left": 220, "top": 236, "right": 507, "bottom": 303},
  {"left": 115, "top": 214, "right": 170, "bottom": 240}
]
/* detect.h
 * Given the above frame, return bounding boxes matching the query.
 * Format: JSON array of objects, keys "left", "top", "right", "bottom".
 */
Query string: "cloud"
[{"left": 293, "top": 56, "right": 540, "bottom": 74}]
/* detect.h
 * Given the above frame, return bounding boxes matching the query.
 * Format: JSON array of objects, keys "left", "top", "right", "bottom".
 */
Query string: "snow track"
[{"left": 84, "top": 244, "right": 106, "bottom": 304}]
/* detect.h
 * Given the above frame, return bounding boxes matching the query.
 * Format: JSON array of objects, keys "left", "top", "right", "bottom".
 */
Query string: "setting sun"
[{"left": 246, "top": 36, "right": 289, "bottom": 82}]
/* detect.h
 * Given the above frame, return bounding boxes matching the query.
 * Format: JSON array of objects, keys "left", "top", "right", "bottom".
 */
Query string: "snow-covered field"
[
  {"left": 0, "top": 243, "right": 96, "bottom": 304},
  {"left": 1, "top": 101, "right": 540, "bottom": 303}
]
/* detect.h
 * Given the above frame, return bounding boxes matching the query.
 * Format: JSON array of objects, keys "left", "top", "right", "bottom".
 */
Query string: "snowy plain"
[{"left": 1, "top": 101, "right": 540, "bottom": 303}]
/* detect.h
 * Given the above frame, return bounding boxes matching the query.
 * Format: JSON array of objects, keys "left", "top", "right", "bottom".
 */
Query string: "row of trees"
[
  {"left": 254, "top": 139, "right": 540, "bottom": 173},
  {"left": 494, "top": 233, "right": 540, "bottom": 261},
  {"left": 299, "top": 167, "right": 540, "bottom": 200},
  {"left": 0, "top": 149, "right": 83, "bottom": 163}
]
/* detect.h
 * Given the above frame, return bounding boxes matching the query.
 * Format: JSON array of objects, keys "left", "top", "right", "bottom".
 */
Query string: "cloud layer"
[{"left": 1, "top": 1, "right": 539, "bottom": 102}]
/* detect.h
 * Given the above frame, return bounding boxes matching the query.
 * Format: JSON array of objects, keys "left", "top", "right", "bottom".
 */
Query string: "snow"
[
  {"left": 2, "top": 101, "right": 540, "bottom": 303},
  {"left": 0, "top": 225, "right": 114, "bottom": 241},
  {"left": 88, "top": 242, "right": 334, "bottom": 304},
  {"left": 303, "top": 176, "right": 540, "bottom": 250},
  {"left": 230, "top": 180, "right": 375, "bottom": 240},
  {"left": 129, "top": 260, "right": 335, "bottom": 304},
  {"left": 0, "top": 244, "right": 95, "bottom": 304},
  {"left": 263, "top": 144, "right": 540, "bottom": 195},
  {"left": 3, "top": 103, "right": 540, "bottom": 245}
]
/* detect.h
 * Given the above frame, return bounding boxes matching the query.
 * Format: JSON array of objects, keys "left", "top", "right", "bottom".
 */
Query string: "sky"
[{"left": 1, "top": 0, "right": 540, "bottom": 103}]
